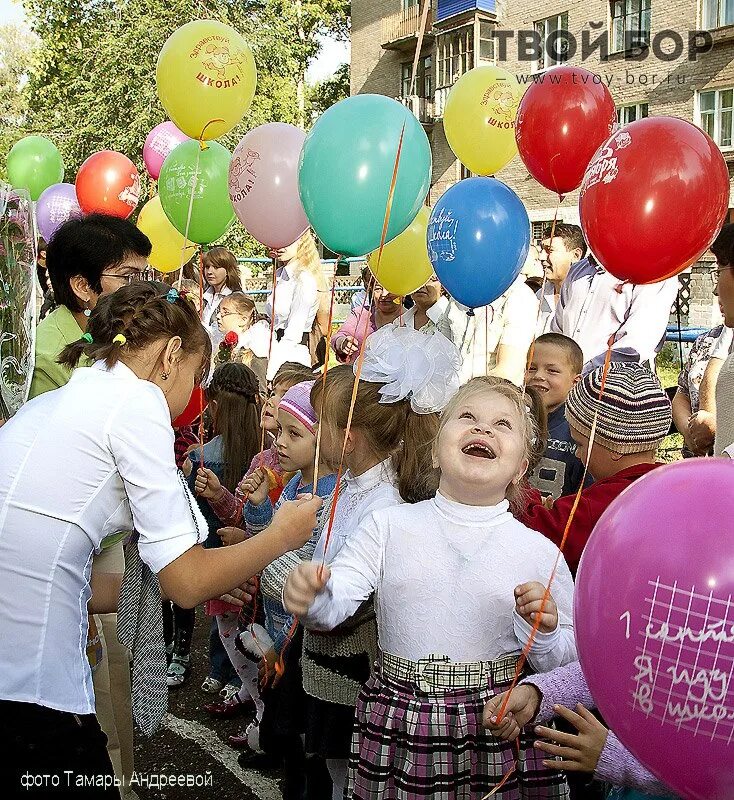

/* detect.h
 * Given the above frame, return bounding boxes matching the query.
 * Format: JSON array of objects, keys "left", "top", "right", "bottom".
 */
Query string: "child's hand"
[
  {"left": 283, "top": 562, "right": 331, "bottom": 616},
  {"left": 219, "top": 526, "right": 246, "bottom": 547},
  {"left": 483, "top": 685, "right": 541, "bottom": 740},
  {"left": 271, "top": 495, "right": 323, "bottom": 553},
  {"left": 258, "top": 648, "right": 281, "bottom": 688},
  {"left": 336, "top": 334, "right": 359, "bottom": 359},
  {"left": 534, "top": 704, "right": 608, "bottom": 773},
  {"left": 241, "top": 468, "right": 269, "bottom": 506},
  {"left": 515, "top": 582, "right": 558, "bottom": 633},
  {"left": 195, "top": 467, "right": 223, "bottom": 501}
]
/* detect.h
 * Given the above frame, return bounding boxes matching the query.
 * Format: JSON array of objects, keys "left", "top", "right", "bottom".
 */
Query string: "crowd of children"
[{"left": 15, "top": 213, "right": 729, "bottom": 800}]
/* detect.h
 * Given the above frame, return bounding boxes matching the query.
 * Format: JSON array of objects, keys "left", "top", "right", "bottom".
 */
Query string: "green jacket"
[{"left": 28, "top": 305, "right": 83, "bottom": 400}]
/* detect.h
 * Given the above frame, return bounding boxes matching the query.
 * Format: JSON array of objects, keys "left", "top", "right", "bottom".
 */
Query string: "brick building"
[{"left": 351, "top": 0, "right": 734, "bottom": 324}]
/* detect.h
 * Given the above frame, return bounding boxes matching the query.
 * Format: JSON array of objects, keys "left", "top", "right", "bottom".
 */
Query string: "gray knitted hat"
[{"left": 565, "top": 362, "right": 672, "bottom": 455}]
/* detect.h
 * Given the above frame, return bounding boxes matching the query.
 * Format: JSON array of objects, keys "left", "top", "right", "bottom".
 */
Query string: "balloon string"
[
  {"left": 312, "top": 277, "right": 337, "bottom": 490},
  {"left": 494, "top": 331, "right": 619, "bottom": 728},
  {"left": 523, "top": 202, "right": 560, "bottom": 387},
  {"left": 408, "top": 0, "right": 431, "bottom": 98},
  {"left": 197, "top": 247, "right": 205, "bottom": 466},
  {"left": 197, "top": 117, "right": 225, "bottom": 144},
  {"left": 480, "top": 739, "right": 521, "bottom": 798},
  {"left": 176, "top": 140, "right": 202, "bottom": 291},
  {"left": 260, "top": 261, "right": 279, "bottom": 468},
  {"left": 317, "top": 124, "right": 406, "bottom": 578}
]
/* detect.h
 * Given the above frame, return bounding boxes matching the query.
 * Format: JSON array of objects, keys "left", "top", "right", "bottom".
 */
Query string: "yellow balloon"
[
  {"left": 367, "top": 206, "right": 433, "bottom": 296},
  {"left": 156, "top": 19, "right": 256, "bottom": 140},
  {"left": 137, "top": 195, "right": 196, "bottom": 274},
  {"left": 443, "top": 65, "right": 523, "bottom": 176}
]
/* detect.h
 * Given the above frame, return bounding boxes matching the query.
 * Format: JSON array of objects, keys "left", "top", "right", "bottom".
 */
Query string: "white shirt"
[
  {"left": 304, "top": 492, "right": 577, "bottom": 671},
  {"left": 311, "top": 459, "right": 402, "bottom": 565},
  {"left": 265, "top": 264, "right": 320, "bottom": 378},
  {"left": 238, "top": 319, "right": 271, "bottom": 359},
  {"left": 457, "top": 277, "right": 540, "bottom": 385},
  {"left": 536, "top": 282, "right": 558, "bottom": 336},
  {"left": 0, "top": 362, "right": 207, "bottom": 715},
  {"left": 710, "top": 326, "right": 733, "bottom": 360},
  {"left": 203, "top": 286, "right": 233, "bottom": 350},
  {"left": 551, "top": 258, "right": 679, "bottom": 373}
]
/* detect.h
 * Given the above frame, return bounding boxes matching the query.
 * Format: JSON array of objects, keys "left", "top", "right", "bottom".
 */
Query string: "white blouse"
[
  {"left": 311, "top": 459, "right": 402, "bottom": 566},
  {"left": 303, "top": 492, "right": 576, "bottom": 671},
  {"left": 0, "top": 362, "right": 207, "bottom": 715}
]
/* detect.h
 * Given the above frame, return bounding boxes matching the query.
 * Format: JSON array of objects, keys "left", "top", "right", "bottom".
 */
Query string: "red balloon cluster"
[
  {"left": 75, "top": 150, "right": 141, "bottom": 219},
  {"left": 579, "top": 117, "right": 729, "bottom": 284},
  {"left": 515, "top": 65, "right": 616, "bottom": 197}
]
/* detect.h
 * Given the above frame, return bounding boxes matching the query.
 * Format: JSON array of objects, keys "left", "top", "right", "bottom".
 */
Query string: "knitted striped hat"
[
  {"left": 565, "top": 363, "right": 672, "bottom": 455},
  {"left": 278, "top": 380, "right": 317, "bottom": 434}
]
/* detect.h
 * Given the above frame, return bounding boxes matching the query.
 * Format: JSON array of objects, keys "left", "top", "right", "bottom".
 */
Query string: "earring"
[
  {"left": 83, "top": 300, "right": 91, "bottom": 318},
  {"left": 161, "top": 372, "right": 169, "bottom": 381}
]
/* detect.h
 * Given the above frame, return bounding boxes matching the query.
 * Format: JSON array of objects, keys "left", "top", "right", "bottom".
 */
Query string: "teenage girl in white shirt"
[
  {"left": 0, "top": 283, "right": 320, "bottom": 797},
  {"left": 285, "top": 373, "right": 577, "bottom": 800}
]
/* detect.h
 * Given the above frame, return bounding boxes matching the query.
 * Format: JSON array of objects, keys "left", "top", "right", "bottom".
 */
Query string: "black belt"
[{"left": 276, "top": 329, "right": 311, "bottom": 347}]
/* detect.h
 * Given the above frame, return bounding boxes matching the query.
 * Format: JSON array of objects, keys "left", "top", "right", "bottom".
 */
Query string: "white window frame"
[
  {"left": 532, "top": 12, "right": 570, "bottom": 74},
  {"left": 697, "top": 87, "right": 734, "bottom": 151},
  {"left": 616, "top": 102, "right": 649, "bottom": 124},
  {"left": 609, "top": 0, "right": 652, "bottom": 54},
  {"left": 701, "top": 0, "right": 734, "bottom": 28}
]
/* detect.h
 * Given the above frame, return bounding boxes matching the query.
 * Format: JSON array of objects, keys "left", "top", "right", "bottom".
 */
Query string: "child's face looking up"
[
  {"left": 436, "top": 390, "right": 528, "bottom": 505},
  {"left": 526, "top": 343, "right": 580, "bottom": 413},
  {"left": 262, "top": 380, "right": 289, "bottom": 433},
  {"left": 275, "top": 409, "right": 316, "bottom": 474}
]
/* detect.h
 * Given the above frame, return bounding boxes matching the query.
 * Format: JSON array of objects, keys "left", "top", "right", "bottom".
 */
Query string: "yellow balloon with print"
[
  {"left": 137, "top": 195, "right": 196, "bottom": 274},
  {"left": 443, "top": 65, "right": 523, "bottom": 176},
  {"left": 156, "top": 19, "right": 256, "bottom": 140},
  {"left": 367, "top": 206, "right": 433, "bottom": 296}
]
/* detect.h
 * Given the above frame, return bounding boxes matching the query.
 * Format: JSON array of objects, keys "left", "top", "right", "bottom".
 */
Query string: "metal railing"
[
  {"left": 382, "top": 3, "right": 433, "bottom": 45},
  {"left": 399, "top": 94, "right": 435, "bottom": 124}
]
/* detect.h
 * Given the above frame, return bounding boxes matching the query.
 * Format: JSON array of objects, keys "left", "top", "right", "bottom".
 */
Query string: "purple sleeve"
[
  {"left": 521, "top": 661, "right": 594, "bottom": 723},
  {"left": 331, "top": 305, "right": 374, "bottom": 364},
  {"left": 595, "top": 732, "right": 672, "bottom": 796}
]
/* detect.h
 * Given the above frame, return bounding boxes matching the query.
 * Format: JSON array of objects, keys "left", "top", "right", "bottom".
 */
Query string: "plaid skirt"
[{"left": 348, "top": 652, "right": 569, "bottom": 800}]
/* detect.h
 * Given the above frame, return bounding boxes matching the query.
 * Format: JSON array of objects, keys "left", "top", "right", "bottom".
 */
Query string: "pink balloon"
[
  {"left": 574, "top": 459, "right": 734, "bottom": 800},
  {"left": 143, "top": 121, "right": 189, "bottom": 180},
  {"left": 228, "top": 122, "right": 309, "bottom": 248}
]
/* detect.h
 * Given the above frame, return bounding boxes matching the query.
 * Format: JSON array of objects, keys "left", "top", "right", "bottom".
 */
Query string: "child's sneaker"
[
  {"left": 166, "top": 654, "right": 191, "bottom": 688},
  {"left": 219, "top": 682, "right": 240, "bottom": 701},
  {"left": 201, "top": 676, "right": 224, "bottom": 694}
]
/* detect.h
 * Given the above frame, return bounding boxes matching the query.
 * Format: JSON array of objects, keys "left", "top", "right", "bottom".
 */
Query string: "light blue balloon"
[
  {"left": 427, "top": 177, "right": 530, "bottom": 309},
  {"left": 298, "top": 94, "right": 432, "bottom": 257}
]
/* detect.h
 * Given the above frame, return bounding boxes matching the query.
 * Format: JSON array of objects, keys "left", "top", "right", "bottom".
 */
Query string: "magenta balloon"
[
  {"left": 36, "top": 182, "right": 82, "bottom": 241},
  {"left": 228, "top": 122, "right": 309, "bottom": 248},
  {"left": 143, "top": 121, "right": 190, "bottom": 180},
  {"left": 574, "top": 458, "right": 734, "bottom": 800}
]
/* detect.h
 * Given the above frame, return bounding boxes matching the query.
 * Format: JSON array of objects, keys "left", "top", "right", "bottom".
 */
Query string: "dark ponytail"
[
  {"left": 207, "top": 363, "right": 261, "bottom": 492},
  {"left": 59, "top": 282, "right": 212, "bottom": 383}
]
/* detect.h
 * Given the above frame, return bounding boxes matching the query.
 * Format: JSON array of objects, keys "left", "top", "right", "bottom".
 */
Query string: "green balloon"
[
  {"left": 7, "top": 136, "right": 64, "bottom": 201},
  {"left": 298, "top": 94, "right": 432, "bottom": 257},
  {"left": 159, "top": 140, "right": 235, "bottom": 245}
]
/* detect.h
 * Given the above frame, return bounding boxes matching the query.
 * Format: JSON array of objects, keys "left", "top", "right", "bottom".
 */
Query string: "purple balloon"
[
  {"left": 36, "top": 183, "right": 82, "bottom": 242},
  {"left": 574, "top": 458, "right": 734, "bottom": 800},
  {"left": 143, "top": 121, "right": 190, "bottom": 180}
]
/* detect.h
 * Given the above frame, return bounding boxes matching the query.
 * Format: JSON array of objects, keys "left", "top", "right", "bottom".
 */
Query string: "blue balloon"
[{"left": 427, "top": 177, "right": 530, "bottom": 309}]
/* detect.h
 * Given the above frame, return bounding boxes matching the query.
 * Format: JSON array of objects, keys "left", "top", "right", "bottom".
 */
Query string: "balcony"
[
  {"left": 382, "top": 4, "right": 434, "bottom": 50},
  {"left": 435, "top": 0, "right": 496, "bottom": 25},
  {"left": 399, "top": 94, "right": 436, "bottom": 125}
]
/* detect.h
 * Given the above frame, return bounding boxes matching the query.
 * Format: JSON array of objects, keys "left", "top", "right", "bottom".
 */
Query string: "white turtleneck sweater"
[{"left": 302, "top": 492, "right": 577, "bottom": 671}]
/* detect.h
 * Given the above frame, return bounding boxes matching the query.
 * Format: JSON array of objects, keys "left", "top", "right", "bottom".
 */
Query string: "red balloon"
[
  {"left": 173, "top": 386, "right": 207, "bottom": 428},
  {"left": 515, "top": 65, "right": 616, "bottom": 197},
  {"left": 580, "top": 117, "right": 730, "bottom": 284},
  {"left": 75, "top": 150, "right": 141, "bottom": 218}
]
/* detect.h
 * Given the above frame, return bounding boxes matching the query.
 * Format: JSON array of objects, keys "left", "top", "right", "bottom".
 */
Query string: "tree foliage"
[{"left": 6, "top": 0, "right": 350, "bottom": 256}]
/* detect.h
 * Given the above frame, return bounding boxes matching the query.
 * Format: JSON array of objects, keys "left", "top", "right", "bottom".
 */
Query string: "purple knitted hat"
[{"left": 278, "top": 380, "right": 317, "bottom": 433}]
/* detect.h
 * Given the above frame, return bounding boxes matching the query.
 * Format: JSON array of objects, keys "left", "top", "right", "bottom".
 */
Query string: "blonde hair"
[
  {"left": 312, "top": 365, "right": 440, "bottom": 503},
  {"left": 437, "top": 377, "right": 541, "bottom": 512},
  {"left": 222, "top": 291, "right": 257, "bottom": 329},
  {"left": 202, "top": 246, "right": 243, "bottom": 292}
]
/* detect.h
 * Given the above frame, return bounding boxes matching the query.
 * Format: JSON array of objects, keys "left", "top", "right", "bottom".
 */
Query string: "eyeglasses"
[
  {"left": 710, "top": 265, "right": 734, "bottom": 288},
  {"left": 100, "top": 267, "right": 156, "bottom": 285},
  {"left": 217, "top": 310, "right": 242, "bottom": 319}
]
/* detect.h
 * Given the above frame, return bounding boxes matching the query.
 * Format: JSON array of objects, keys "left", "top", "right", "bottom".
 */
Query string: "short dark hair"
[
  {"left": 47, "top": 214, "right": 152, "bottom": 312},
  {"left": 711, "top": 223, "right": 734, "bottom": 266},
  {"left": 542, "top": 223, "right": 588, "bottom": 259},
  {"left": 534, "top": 332, "right": 584, "bottom": 375}
]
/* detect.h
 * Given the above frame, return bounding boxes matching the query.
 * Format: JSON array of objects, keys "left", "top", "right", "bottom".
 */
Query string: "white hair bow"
[{"left": 356, "top": 325, "right": 461, "bottom": 414}]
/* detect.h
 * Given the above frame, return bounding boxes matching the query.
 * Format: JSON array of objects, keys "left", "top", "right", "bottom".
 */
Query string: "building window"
[
  {"left": 699, "top": 88, "right": 734, "bottom": 148},
  {"left": 616, "top": 102, "right": 649, "bottom": 124},
  {"left": 403, "top": 0, "right": 420, "bottom": 8},
  {"left": 610, "top": 0, "right": 652, "bottom": 54},
  {"left": 532, "top": 221, "right": 556, "bottom": 244},
  {"left": 460, "top": 164, "right": 472, "bottom": 180},
  {"left": 401, "top": 55, "right": 432, "bottom": 98},
  {"left": 703, "top": 0, "right": 734, "bottom": 27},
  {"left": 479, "top": 20, "right": 496, "bottom": 63},
  {"left": 437, "top": 26, "right": 474, "bottom": 88},
  {"left": 534, "top": 13, "right": 569, "bottom": 72}
]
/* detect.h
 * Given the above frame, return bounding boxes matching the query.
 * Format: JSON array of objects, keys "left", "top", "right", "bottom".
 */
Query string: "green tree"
[{"left": 308, "top": 62, "right": 350, "bottom": 121}]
